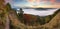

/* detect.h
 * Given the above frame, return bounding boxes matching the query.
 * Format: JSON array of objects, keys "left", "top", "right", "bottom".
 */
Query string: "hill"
[
  {"left": 0, "top": 0, "right": 60, "bottom": 29},
  {"left": 10, "top": 9, "right": 60, "bottom": 29}
]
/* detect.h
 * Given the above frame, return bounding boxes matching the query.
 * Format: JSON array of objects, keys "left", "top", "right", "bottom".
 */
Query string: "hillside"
[
  {"left": 8, "top": 10, "right": 26, "bottom": 29},
  {"left": 0, "top": 0, "right": 60, "bottom": 29},
  {"left": 0, "top": 8, "right": 60, "bottom": 29},
  {"left": 43, "top": 9, "right": 60, "bottom": 29},
  {"left": 8, "top": 9, "right": 60, "bottom": 29}
]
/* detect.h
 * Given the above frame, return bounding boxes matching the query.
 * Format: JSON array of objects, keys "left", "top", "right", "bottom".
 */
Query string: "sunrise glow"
[{"left": 5, "top": 0, "right": 60, "bottom": 8}]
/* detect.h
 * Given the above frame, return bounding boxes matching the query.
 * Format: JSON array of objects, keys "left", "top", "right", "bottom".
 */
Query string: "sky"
[{"left": 5, "top": 0, "right": 60, "bottom": 8}]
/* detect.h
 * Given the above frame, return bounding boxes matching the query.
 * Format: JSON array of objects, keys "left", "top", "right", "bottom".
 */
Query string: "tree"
[
  {"left": 18, "top": 8, "right": 23, "bottom": 18},
  {"left": 36, "top": 15, "right": 41, "bottom": 25},
  {"left": 19, "top": 8, "right": 24, "bottom": 18},
  {"left": 5, "top": 3, "right": 11, "bottom": 11},
  {"left": 18, "top": 8, "right": 24, "bottom": 22}
]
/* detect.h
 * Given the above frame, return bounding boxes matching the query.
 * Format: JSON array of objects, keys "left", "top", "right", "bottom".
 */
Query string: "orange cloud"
[
  {"left": 50, "top": 0, "right": 55, "bottom": 3},
  {"left": 32, "top": 4, "right": 60, "bottom": 8},
  {"left": 36, "top": 0, "right": 40, "bottom": 3}
]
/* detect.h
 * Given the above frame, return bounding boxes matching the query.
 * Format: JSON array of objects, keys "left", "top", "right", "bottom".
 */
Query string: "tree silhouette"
[
  {"left": 18, "top": 8, "right": 24, "bottom": 22},
  {"left": 6, "top": 3, "right": 11, "bottom": 11}
]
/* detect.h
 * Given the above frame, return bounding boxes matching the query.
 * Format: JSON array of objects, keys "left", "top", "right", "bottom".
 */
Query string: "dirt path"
[{"left": 5, "top": 13, "right": 10, "bottom": 29}]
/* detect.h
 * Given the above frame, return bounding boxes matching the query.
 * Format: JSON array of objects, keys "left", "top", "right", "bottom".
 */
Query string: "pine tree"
[
  {"left": 5, "top": 3, "right": 11, "bottom": 11},
  {"left": 18, "top": 8, "right": 24, "bottom": 22}
]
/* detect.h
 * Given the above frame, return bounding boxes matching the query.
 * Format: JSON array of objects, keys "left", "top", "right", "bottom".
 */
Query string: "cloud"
[
  {"left": 5, "top": 0, "right": 60, "bottom": 8},
  {"left": 50, "top": 0, "right": 55, "bottom": 3},
  {"left": 5, "top": 0, "right": 12, "bottom": 3}
]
